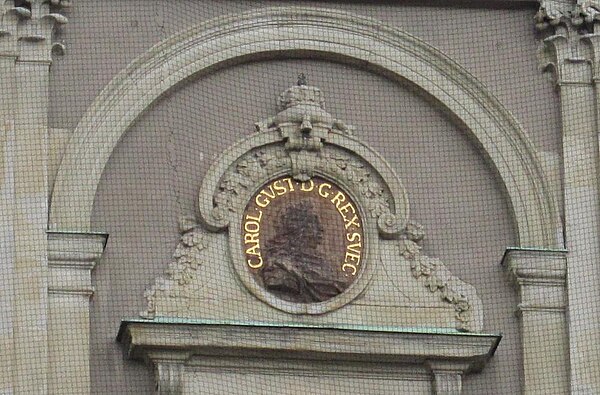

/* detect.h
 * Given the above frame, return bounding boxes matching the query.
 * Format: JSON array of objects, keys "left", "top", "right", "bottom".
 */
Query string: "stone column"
[
  {"left": 503, "top": 248, "right": 568, "bottom": 394},
  {"left": 538, "top": 2, "right": 600, "bottom": 392},
  {"left": 552, "top": 55, "right": 599, "bottom": 393}
]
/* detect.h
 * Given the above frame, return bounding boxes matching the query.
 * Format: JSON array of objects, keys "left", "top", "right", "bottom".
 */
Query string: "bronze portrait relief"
[{"left": 242, "top": 176, "right": 364, "bottom": 303}]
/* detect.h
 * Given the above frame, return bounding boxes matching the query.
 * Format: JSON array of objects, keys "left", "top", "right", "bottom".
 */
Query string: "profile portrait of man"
[{"left": 260, "top": 200, "right": 346, "bottom": 303}]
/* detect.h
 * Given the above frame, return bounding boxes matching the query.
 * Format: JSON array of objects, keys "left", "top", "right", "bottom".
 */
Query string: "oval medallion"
[{"left": 242, "top": 176, "right": 365, "bottom": 304}]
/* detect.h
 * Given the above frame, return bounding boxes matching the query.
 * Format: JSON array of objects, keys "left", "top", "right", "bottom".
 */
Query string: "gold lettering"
[
  {"left": 246, "top": 177, "right": 365, "bottom": 275},
  {"left": 347, "top": 242, "right": 362, "bottom": 256},
  {"left": 344, "top": 251, "right": 361, "bottom": 266},
  {"left": 318, "top": 183, "right": 332, "bottom": 198},
  {"left": 342, "top": 263, "right": 357, "bottom": 276},
  {"left": 338, "top": 202, "right": 355, "bottom": 217},
  {"left": 272, "top": 179, "right": 288, "bottom": 196},
  {"left": 346, "top": 232, "right": 361, "bottom": 243},
  {"left": 244, "top": 220, "right": 260, "bottom": 233},
  {"left": 300, "top": 179, "right": 315, "bottom": 192},
  {"left": 244, "top": 211, "right": 263, "bottom": 268},
  {"left": 255, "top": 193, "right": 270, "bottom": 208},
  {"left": 261, "top": 185, "right": 276, "bottom": 199},
  {"left": 246, "top": 243, "right": 261, "bottom": 256},
  {"left": 245, "top": 211, "right": 263, "bottom": 222},
  {"left": 247, "top": 255, "right": 263, "bottom": 269},
  {"left": 344, "top": 214, "right": 360, "bottom": 230},
  {"left": 330, "top": 191, "right": 346, "bottom": 208},
  {"left": 244, "top": 232, "right": 260, "bottom": 244},
  {"left": 341, "top": 229, "right": 362, "bottom": 276},
  {"left": 283, "top": 177, "right": 295, "bottom": 192}
]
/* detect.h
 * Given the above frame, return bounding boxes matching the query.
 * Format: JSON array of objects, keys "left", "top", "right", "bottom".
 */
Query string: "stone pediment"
[{"left": 137, "top": 82, "right": 483, "bottom": 333}]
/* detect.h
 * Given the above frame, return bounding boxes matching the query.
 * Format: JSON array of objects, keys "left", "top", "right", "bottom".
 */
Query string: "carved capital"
[
  {"left": 535, "top": 0, "right": 574, "bottom": 31},
  {"left": 539, "top": 30, "right": 592, "bottom": 85},
  {"left": 154, "top": 359, "right": 185, "bottom": 395},
  {"left": 427, "top": 361, "right": 471, "bottom": 395},
  {"left": 15, "top": 0, "right": 69, "bottom": 63},
  {"left": 534, "top": 0, "right": 600, "bottom": 30},
  {"left": 572, "top": 1, "right": 600, "bottom": 27},
  {"left": 581, "top": 32, "right": 600, "bottom": 79},
  {"left": 0, "top": 2, "right": 30, "bottom": 56},
  {"left": 535, "top": 1, "right": 600, "bottom": 85}
]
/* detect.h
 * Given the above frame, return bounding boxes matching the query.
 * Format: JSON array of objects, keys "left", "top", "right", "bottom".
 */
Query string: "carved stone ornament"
[
  {"left": 573, "top": 0, "right": 600, "bottom": 27},
  {"left": 535, "top": 0, "right": 574, "bottom": 30},
  {"left": 0, "top": 0, "right": 69, "bottom": 61},
  {"left": 141, "top": 83, "right": 483, "bottom": 332},
  {"left": 534, "top": 0, "right": 600, "bottom": 30}
]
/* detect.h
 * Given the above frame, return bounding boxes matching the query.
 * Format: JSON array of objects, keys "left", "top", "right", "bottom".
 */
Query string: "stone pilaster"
[
  {"left": 538, "top": 2, "right": 600, "bottom": 392},
  {"left": 4, "top": 1, "right": 68, "bottom": 392},
  {"left": 0, "top": 3, "right": 30, "bottom": 393},
  {"left": 47, "top": 231, "right": 107, "bottom": 394},
  {"left": 503, "top": 248, "right": 568, "bottom": 394}
]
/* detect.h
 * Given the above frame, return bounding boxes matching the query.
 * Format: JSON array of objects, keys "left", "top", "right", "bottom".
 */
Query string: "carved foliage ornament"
[
  {"left": 399, "top": 222, "right": 474, "bottom": 331},
  {"left": 211, "top": 146, "right": 393, "bottom": 234},
  {"left": 141, "top": 223, "right": 207, "bottom": 318},
  {"left": 535, "top": 1, "right": 573, "bottom": 30},
  {"left": 573, "top": 1, "right": 600, "bottom": 25},
  {"left": 535, "top": 0, "right": 600, "bottom": 30}
]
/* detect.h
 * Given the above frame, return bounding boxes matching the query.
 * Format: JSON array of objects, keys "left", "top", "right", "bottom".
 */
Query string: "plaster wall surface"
[{"left": 50, "top": 1, "right": 562, "bottom": 155}]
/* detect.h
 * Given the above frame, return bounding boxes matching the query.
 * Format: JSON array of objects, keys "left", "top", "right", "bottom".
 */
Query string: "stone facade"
[{"left": 1, "top": 0, "right": 597, "bottom": 394}]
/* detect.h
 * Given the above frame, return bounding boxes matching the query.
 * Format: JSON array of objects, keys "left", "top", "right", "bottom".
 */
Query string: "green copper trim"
[{"left": 118, "top": 316, "right": 502, "bottom": 342}]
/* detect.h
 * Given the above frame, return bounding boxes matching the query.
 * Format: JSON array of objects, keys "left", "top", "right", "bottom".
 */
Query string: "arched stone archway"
[{"left": 49, "top": 6, "right": 562, "bottom": 248}]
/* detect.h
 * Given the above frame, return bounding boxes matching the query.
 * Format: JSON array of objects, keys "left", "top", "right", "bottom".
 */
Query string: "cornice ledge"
[
  {"left": 47, "top": 231, "right": 107, "bottom": 298},
  {"left": 48, "top": 286, "right": 94, "bottom": 296},
  {"left": 502, "top": 247, "right": 567, "bottom": 282},
  {"left": 118, "top": 321, "right": 501, "bottom": 374},
  {"left": 47, "top": 231, "right": 108, "bottom": 264}
]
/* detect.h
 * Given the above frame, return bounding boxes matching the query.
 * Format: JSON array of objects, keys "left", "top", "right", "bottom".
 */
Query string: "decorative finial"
[
  {"left": 277, "top": 77, "right": 325, "bottom": 111},
  {"left": 297, "top": 73, "right": 307, "bottom": 86}
]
